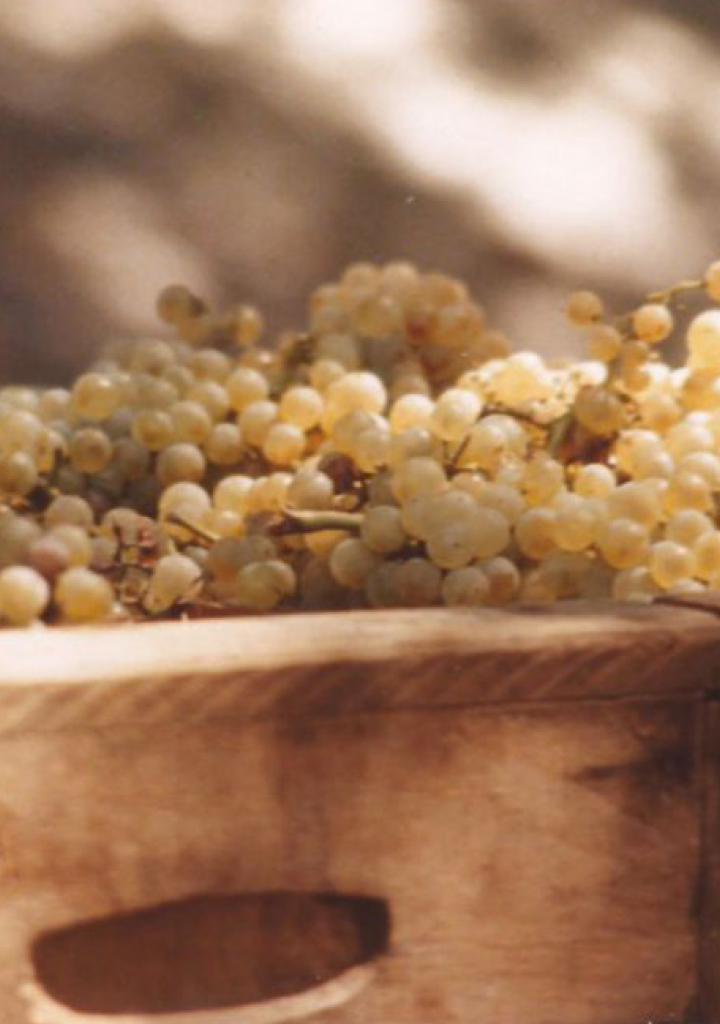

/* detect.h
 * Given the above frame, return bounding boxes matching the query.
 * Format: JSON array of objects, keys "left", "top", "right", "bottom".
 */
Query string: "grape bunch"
[{"left": 2, "top": 259, "right": 720, "bottom": 626}]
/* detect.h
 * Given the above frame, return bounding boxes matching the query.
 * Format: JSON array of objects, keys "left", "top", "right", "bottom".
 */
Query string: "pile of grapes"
[{"left": 2, "top": 259, "right": 720, "bottom": 626}]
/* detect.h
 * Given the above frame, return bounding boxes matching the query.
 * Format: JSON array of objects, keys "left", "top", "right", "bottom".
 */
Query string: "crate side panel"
[{"left": 0, "top": 696, "right": 703, "bottom": 1024}]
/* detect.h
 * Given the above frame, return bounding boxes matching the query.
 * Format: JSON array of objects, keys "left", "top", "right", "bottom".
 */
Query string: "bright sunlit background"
[{"left": 1, "top": 0, "right": 720, "bottom": 381}]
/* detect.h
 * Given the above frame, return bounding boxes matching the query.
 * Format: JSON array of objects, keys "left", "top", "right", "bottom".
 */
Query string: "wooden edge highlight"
[
  {"left": 0, "top": 602, "right": 717, "bottom": 733},
  {"left": 657, "top": 592, "right": 720, "bottom": 617}
]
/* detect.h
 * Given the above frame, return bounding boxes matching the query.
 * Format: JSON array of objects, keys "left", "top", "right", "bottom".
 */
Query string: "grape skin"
[
  {"left": 0, "top": 566, "right": 49, "bottom": 625},
  {"left": 4, "top": 259, "right": 720, "bottom": 624}
]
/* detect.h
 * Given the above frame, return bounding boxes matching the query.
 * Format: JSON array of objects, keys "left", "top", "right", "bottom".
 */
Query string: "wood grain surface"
[
  {"left": 0, "top": 695, "right": 705, "bottom": 1024},
  {"left": 0, "top": 602, "right": 716, "bottom": 1023},
  {"left": 698, "top": 698, "right": 720, "bottom": 1022},
  {"left": 0, "top": 602, "right": 718, "bottom": 735}
]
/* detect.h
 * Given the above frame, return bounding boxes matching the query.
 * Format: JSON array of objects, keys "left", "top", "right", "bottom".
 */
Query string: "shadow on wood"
[{"left": 31, "top": 892, "right": 390, "bottom": 1015}]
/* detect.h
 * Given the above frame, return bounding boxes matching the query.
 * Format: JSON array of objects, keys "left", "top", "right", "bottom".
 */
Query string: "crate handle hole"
[{"left": 28, "top": 891, "right": 389, "bottom": 1020}]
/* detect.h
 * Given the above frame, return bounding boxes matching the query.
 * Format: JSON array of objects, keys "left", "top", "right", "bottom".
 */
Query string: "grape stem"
[
  {"left": 483, "top": 404, "right": 545, "bottom": 429},
  {"left": 447, "top": 405, "right": 547, "bottom": 471},
  {"left": 273, "top": 509, "right": 363, "bottom": 535},
  {"left": 447, "top": 434, "right": 471, "bottom": 471},
  {"left": 164, "top": 513, "right": 219, "bottom": 545},
  {"left": 611, "top": 277, "right": 704, "bottom": 334},
  {"left": 646, "top": 278, "right": 703, "bottom": 304},
  {"left": 546, "top": 410, "right": 575, "bottom": 458}
]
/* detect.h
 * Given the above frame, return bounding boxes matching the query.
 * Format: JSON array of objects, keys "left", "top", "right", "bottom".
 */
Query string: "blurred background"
[{"left": 1, "top": 0, "right": 720, "bottom": 383}]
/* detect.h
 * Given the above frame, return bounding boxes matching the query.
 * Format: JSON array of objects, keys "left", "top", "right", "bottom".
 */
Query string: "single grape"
[
  {"left": 55, "top": 568, "right": 114, "bottom": 622},
  {"left": 0, "top": 566, "right": 49, "bottom": 625}
]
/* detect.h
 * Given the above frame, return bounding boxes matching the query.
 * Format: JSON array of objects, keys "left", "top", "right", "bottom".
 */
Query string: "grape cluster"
[{"left": 3, "top": 259, "right": 720, "bottom": 626}]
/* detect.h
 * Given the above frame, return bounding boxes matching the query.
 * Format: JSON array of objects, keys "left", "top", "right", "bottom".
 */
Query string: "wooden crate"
[{"left": 1, "top": 599, "right": 719, "bottom": 1024}]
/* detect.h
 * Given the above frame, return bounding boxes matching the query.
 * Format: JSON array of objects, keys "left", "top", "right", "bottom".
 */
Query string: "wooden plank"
[
  {"left": 0, "top": 603, "right": 718, "bottom": 734},
  {"left": 698, "top": 698, "right": 720, "bottom": 1022},
  {"left": 658, "top": 592, "right": 720, "bottom": 617},
  {"left": 0, "top": 603, "right": 715, "bottom": 1021},
  {"left": 0, "top": 695, "right": 702, "bottom": 1024}
]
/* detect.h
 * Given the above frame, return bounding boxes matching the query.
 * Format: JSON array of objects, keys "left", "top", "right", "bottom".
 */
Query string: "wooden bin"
[{"left": 0, "top": 598, "right": 719, "bottom": 1024}]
